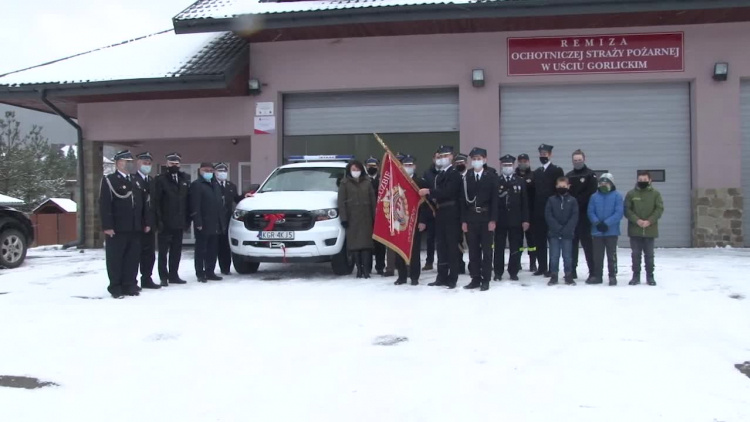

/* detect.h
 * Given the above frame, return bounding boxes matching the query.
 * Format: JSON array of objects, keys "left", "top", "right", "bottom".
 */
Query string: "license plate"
[{"left": 259, "top": 231, "right": 294, "bottom": 240}]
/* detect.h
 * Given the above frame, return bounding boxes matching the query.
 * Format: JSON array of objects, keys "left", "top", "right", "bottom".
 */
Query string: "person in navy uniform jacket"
[
  {"left": 532, "top": 144, "right": 565, "bottom": 277},
  {"left": 132, "top": 152, "right": 161, "bottom": 290},
  {"left": 99, "top": 150, "right": 151, "bottom": 299},
  {"left": 213, "top": 162, "right": 245, "bottom": 275},
  {"left": 190, "top": 162, "right": 227, "bottom": 283},
  {"left": 418, "top": 145, "right": 463, "bottom": 289},
  {"left": 365, "top": 156, "right": 388, "bottom": 276},
  {"left": 515, "top": 153, "right": 537, "bottom": 272},
  {"left": 393, "top": 154, "right": 431, "bottom": 286},
  {"left": 460, "top": 147, "right": 499, "bottom": 291},
  {"left": 494, "top": 154, "right": 530, "bottom": 281}
]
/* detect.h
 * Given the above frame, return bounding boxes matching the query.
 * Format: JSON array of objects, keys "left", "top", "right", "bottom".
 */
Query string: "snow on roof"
[
  {"left": 0, "top": 193, "right": 24, "bottom": 205},
  {"left": 175, "top": 0, "right": 478, "bottom": 20},
  {"left": 33, "top": 198, "right": 77, "bottom": 213},
  {"left": 0, "top": 30, "right": 246, "bottom": 87}
]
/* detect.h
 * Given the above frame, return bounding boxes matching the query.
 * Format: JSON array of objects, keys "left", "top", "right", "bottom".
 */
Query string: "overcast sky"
[{"left": 1, "top": 0, "right": 195, "bottom": 75}]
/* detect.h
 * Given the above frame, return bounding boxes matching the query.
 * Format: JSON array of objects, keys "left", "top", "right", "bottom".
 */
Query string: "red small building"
[{"left": 31, "top": 198, "right": 77, "bottom": 246}]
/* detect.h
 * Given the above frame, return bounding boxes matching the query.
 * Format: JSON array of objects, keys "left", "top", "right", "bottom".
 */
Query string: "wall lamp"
[
  {"left": 472, "top": 69, "right": 485, "bottom": 88},
  {"left": 713, "top": 62, "right": 728, "bottom": 82},
  {"left": 248, "top": 78, "right": 262, "bottom": 95}
]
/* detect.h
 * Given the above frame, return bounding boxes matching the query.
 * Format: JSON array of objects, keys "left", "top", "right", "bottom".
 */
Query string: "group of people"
[
  {"left": 99, "top": 150, "right": 248, "bottom": 299},
  {"left": 338, "top": 144, "right": 664, "bottom": 291}
]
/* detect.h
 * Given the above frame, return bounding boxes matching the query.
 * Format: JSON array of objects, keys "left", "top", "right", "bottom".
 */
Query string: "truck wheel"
[
  {"left": 232, "top": 253, "right": 260, "bottom": 274},
  {"left": 0, "top": 228, "right": 27, "bottom": 269},
  {"left": 331, "top": 245, "right": 354, "bottom": 276}
]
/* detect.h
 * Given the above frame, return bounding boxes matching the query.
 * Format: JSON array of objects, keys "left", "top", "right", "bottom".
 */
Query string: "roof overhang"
[{"left": 174, "top": 0, "right": 750, "bottom": 35}]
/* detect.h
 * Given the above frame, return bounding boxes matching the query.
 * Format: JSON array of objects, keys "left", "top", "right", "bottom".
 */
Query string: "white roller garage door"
[
  {"left": 500, "top": 82, "right": 691, "bottom": 247},
  {"left": 741, "top": 81, "right": 750, "bottom": 247},
  {"left": 283, "top": 89, "right": 459, "bottom": 136}
]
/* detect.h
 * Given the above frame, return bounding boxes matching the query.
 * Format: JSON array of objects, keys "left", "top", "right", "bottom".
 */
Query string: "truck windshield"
[{"left": 259, "top": 167, "right": 345, "bottom": 193}]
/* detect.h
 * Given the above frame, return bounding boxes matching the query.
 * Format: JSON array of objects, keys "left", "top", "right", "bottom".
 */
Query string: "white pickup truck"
[{"left": 228, "top": 156, "right": 355, "bottom": 276}]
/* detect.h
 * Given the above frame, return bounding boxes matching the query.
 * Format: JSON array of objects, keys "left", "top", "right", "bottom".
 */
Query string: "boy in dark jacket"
[{"left": 544, "top": 177, "right": 578, "bottom": 286}]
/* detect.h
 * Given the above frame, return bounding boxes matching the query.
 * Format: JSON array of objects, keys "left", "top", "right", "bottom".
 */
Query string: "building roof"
[
  {"left": 33, "top": 198, "right": 77, "bottom": 213},
  {"left": 0, "top": 29, "right": 247, "bottom": 88},
  {"left": 0, "top": 194, "right": 24, "bottom": 206}
]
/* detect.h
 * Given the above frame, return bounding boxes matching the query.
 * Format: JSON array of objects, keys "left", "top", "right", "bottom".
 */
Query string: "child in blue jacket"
[{"left": 587, "top": 173, "right": 624, "bottom": 286}]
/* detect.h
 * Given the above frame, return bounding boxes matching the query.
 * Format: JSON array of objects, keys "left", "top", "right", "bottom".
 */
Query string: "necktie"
[
  {"left": 126, "top": 175, "right": 130, "bottom": 182},
  {"left": 173, "top": 174, "right": 178, "bottom": 183},
  {"left": 475, "top": 173, "right": 479, "bottom": 182}
]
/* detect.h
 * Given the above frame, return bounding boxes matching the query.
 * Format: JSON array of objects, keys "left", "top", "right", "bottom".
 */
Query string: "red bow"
[{"left": 262, "top": 213, "right": 285, "bottom": 231}]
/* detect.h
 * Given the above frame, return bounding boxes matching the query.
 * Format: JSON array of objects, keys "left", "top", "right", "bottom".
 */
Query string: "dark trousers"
[
  {"left": 630, "top": 236, "right": 655, "bottom": 276},
  {"left": 548, "top": 237, "right": 573, "bottom": 275},
  {"left": 466, "top": 222, "right": 493, "bottom": 282},
  {"left": 425, "top": 219, "right": 436, "bottom": 264},
  {"left": 533, "top": 217, "right": 549, "bottom": 272},
  {"left": 158, "top": 228, "right": 184, "bottom": 282},
  {"left": 194, "top": 231, "right": 219, "bottom": 277},
  {"left": 139, "top": 230, "right": 156, "bottom": 282},
  {"left": 373, "top": 241, "right": 386, "bottom": 273},
  {"left": 523, "top": 227, "right": 537, "bottom": 265},
  {"left": 217, "top": 231, "right": 232, "bottom": 274},
  {"left": 572, "top": 218, "right": 594, "bottom": 275},
  {"left": 592, "top": 236, "right": 618, "bottom": 278},
  {"left": 396, "top": 228, "right": 422, "bottom": 281},
  {"left": 494, "top": 226, "right": 523, "bottom": 277},
  {"left": 435, "top": 207, "right": 461, "bottom": 285},
  {"left": 106, "top": 232, "right": 141, "bottom": 296}
]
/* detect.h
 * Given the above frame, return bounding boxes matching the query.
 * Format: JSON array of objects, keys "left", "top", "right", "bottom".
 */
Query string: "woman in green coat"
[{"left": 337, "top": 160, "right": 376, "bottom": 278}]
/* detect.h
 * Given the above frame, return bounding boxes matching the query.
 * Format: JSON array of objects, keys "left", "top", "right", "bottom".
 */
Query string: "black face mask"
[
  {"left": 367, "top": 167, "right": 378, "bottom": 176},
  {"left": 637, "top": 181, "right": 650, "bottom": 189},
  {"left": 167, "top": 166, "right": 179, "bottom": 174},
  {"left": 556, "top": 187, "right": 568, "bottom": 195},
  {"left": 456, "top": 164, "right": 466, "bottom": 173},
  {"left": 540, "top": 157, "right": 550, "bottom": 165}
]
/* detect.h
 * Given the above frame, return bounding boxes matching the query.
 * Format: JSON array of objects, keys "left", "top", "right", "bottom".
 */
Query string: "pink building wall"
[{"left": 249, "top": 21, "right": 750, "bottom": 189}]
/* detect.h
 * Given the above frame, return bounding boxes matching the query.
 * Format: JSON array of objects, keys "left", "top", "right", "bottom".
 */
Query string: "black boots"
[
  {"left": 609, "top": 276, "right": 617, "bottom": 286},
  {"left": 360, "top": 250, "right": 371, "bottom": 279},
  {"left": 564, "top": 273, "right": 576, "bottom": 286},
  {"left": 463, "top": 279, "right": 481, "bottom": 290},
  {"left": 628, "top": 274, "right": 641, "bottom": 285},
  {"left": 529, "top": 257, "right": 538, "bottom": 273},
  {"left": 646, "top": 275, "right": 657, "bottom": 286},
  {"left": 547, "top": 274, "right": 558, "bottom": 286},
  {"left": 571, "top": 270, "right": 578, "bottom": 280},
  {"left": 586, "top": 277, "right": 602, "bottom": 284}
]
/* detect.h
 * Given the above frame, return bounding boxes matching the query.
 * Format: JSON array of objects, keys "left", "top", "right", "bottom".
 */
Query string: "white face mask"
[
  {"left": 216, "top": 171, "right": 228, "bottom": 181},
  {"left": 437, "top": 157, "right": 451, "bottom": 168},
  {"left": 502, "top": 166, "right": 514, "bottom": 176},
  {"left": 350, "top": 170, "right": 361, "bottom": 179},
  {"left": 471, "top": 160, "right": 485, "bottom": 170},
  {"left": 404, "top": 166, "right": 415, "bottom": 176}
]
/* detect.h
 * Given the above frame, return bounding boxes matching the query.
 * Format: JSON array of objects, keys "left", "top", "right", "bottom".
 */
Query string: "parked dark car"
[{"left": 0, "top": 205, "right": 34, "bottom": 268}]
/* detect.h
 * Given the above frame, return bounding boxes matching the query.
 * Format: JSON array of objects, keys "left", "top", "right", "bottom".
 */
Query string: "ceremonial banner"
[{"left": 371, "top": 134, "right": 424, "bottom": 264}]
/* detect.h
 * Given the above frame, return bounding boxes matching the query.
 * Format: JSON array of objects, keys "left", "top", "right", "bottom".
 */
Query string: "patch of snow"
[
  {"left": 0, "top": 193, "right": 24, "bottom": 205},
  {"left": 0, "top": 247, "right": 749, "bottom": 421}
]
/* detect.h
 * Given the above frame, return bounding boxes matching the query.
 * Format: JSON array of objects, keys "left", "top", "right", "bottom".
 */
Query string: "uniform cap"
[
  {"left": 394, "top": 152, "right": 405, "bottom": 162},
  {"left": 365, "top": 156, "right": 379, "bottom": 165},
  {"left": 454, "top": 153, "right": 468, "bottom": 163},
  {"left": 436, "top": 145, "right": 455, "bottom": 154},
  {"left": 199, "top": 162, "right": 214, "bottom": 169},
  {"left": 166, "top": 152, "right": 182, "bottom": 163},
  {"left": 401, "top": 154, "right": 416, "bottom": 164},
  {"left": 214, "top": 162, "right": 228, "bottom": 171},
  {"left": 469, "top": 147, "right": 487, "bottom": 158},
  {"left": 113, "top": 150, "right": 134, "bottom": 161},
  {"left": 518, "top": 153, "right": 530, "bottom": 161},
  {"left": 538, "top": 144, "right": 554, "bottom": 153},
  {"left": 136, "top": 151, "right": 152, "bottom": 160},
  {"left": 500, "top": 154, "right": 516, "bottom": 164}
]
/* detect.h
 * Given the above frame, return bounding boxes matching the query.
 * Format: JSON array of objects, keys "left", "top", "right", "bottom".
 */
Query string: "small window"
[
  {"left": 638, "top": 170, "right": 666, "bottom": 182},
  {"left": 593, "top": 170, "right": 609, "bottom": 178}
]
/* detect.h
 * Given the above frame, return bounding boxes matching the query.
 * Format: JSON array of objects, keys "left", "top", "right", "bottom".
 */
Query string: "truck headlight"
[
  {"left": 233, "top": 209, "right": 250, "bottom": 220},
  {"left": 311, "top": 208, "right": 338, "bottom": 221}
]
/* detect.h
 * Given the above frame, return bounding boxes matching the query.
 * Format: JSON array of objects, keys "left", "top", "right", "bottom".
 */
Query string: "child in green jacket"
[{"left": 624, "top": 171, "right": 664, "bottom": 286}]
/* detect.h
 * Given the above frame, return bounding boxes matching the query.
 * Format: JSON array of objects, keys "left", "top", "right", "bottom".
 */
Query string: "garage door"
[
  {"left": 283, "top": 89, "right": 459, "bottom": 136},
  {"left": 500, "top": 83, "right": 691, "bottom": 247},
  {"left": 742, "top": 81, "right": 750, "bottom": 246}
]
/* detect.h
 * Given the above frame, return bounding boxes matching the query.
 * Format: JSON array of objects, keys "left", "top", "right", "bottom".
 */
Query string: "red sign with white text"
[{"left": 508, "top": 32, "right": 684, "bottom": 76}]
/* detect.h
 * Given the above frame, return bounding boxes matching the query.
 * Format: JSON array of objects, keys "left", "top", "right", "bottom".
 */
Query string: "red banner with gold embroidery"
[{"left": 371, "top": 135, "right": 424, "bottom": 264}]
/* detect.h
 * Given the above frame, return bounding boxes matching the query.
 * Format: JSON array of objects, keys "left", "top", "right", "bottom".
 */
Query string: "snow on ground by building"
[
  {"left": 0, "top": 194, "right": 24, "bottom": 206},
  {"left": 0, "top": 247, "right": 749, "bottom": 421}
]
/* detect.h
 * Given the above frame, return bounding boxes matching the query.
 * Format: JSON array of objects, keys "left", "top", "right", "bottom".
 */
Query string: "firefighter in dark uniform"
[
  {"left": 515, "top": 153, "right": 537, "bottom": 272},
  {"left": 214, "top": 162, "right": 245, "bottom": 275},
  {"left": 132, "top": 152, "right": 160, "bottom": 289},
  {"left": 365, "top": 156, "right": 387, "bottom": 276},
  {"left": 453, "top": 152, "right": 469, "bottom": 275},
  {"left": 152, "top": 152, "right": 191, "bottom": 286},
  {"left": 190, "top": 162, "right": 227, "bottom": 283},
  {"left": 421, "top": 151, "right": 439, "bottom": 271},
  {"left": 394, "top": 154, "right": 430, "bottom": 286},
  {"left": 566, "top": 149, "right": 598, "bottom": 280},
  {"left": 419, "top": 145, "right": 462, "bottom": 289},
  {"left": 494, "top": 154, "right": 530, "bottom": 281},
  {"left": 460, "top": 148, "right": 498, "bottom": 291},
  {"left": 532, "top": 144, "right": 565, "bottom": 277},
  {"left": 99, "top": 150, "right": 151, "bottom": 299}
]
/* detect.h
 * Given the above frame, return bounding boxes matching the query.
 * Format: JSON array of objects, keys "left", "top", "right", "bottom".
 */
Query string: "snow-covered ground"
[{"left": 1, "top": 246, "right": 749, "bottom": 422}]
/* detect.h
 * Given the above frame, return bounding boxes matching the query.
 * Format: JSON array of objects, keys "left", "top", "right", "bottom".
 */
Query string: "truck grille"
[{"left": 243, "top": 210, "right": 314, "bottom": 231}]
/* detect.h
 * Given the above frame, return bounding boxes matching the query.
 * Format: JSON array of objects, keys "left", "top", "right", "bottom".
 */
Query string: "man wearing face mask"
[
  {"left": 453, "top": 153, "right": 469, "bottom": 274},
  {"left": 566, "top": 149, "right": 598, "bottom": 280},
  {"left": 152, "top": 152, "right": 191, "bottom": 286},
  {"left": 494, "top": 154, "right": 530, "bottom": 282},
  {"left": 393, "top": 154, "right": 430, "bottom": 286},
  {"left": 460, "top": 148, "right": 498, "bottom": 291},
  {"left": 132, "top": 152, "right": 161, "bottom": 290},
  {"left": 515, "top": 153, "right": 537, "bottom": 272},
  {"left": 214, "top": 162, "right": 244, "bottom": 275},
  {"left": 365, "top": 156, "right": 387, "bottom": 276},
  {"left": 421, "top": 151, "right": 440, "bottom": 271},
  {"left": 418, "top": 145, "right": 462, "bottom": 289},
  {"left": 190, "top": 163, "right": 227, "bottom": 283},
  {"left": 99, "top": 150, "right": 151, "bottom": 299},
  {"left": 532, "top": 144, "right": 565, "bottom": 277}
]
